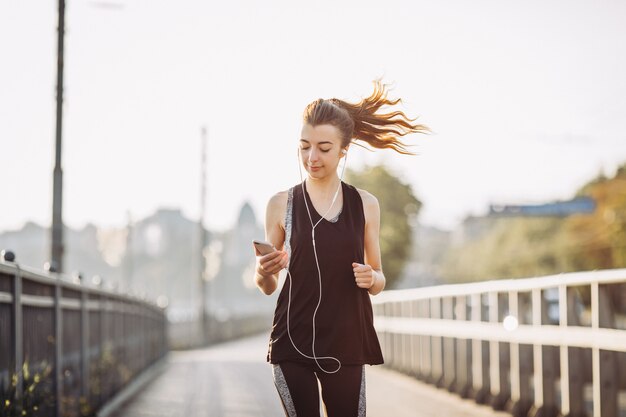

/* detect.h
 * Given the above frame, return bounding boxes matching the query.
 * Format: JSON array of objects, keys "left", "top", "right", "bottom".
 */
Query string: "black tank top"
[{"left": 267, "top": 181, "right": 384, "bottom": 366}]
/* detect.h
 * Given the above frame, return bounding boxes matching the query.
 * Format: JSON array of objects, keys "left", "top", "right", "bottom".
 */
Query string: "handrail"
[
  {"left": 373, "top": 268, "right": 626, "bottom": 302},
  {"left": 372, "top": 269, "right": 626, "bottom": 417}
]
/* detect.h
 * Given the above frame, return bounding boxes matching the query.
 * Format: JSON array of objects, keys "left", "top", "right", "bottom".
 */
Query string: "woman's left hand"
[{"left": 352, "top": 262, "right": 375, "bottom": 289}]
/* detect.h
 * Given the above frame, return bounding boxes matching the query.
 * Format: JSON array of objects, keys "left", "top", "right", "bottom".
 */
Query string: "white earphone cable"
[{"left": 284, "top": 147, "right": 348, "bottom": 374}]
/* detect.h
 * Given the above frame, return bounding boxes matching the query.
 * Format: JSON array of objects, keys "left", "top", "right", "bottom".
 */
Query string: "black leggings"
[{"left": 272, "top": 361, "right": 365, "bottom": 417}]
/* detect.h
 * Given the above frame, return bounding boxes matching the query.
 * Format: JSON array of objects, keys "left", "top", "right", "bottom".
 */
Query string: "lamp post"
[
  {"left": 51, "top": 0, "right": 66, "bottom": 273},
  {"left": 199, "top": 126, "right": 209, "bottom": 344}
]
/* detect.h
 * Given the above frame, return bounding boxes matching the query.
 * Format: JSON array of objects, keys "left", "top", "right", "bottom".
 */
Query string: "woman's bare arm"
[
  {"left": 355, "top": 189, "right": 386, "bottom": 295},
  {"left": 254, "top": 191, "right": 288, "bottom": 295}
]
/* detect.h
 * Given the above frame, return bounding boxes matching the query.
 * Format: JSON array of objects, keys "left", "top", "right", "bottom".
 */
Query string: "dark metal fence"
[{"left": 0, "top": 259, "right": 167, "bottom": 417}]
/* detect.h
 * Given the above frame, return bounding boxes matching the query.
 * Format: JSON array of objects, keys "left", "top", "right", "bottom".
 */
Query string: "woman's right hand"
[{"left": 257, "top": 250, "right": 289, "bottom": 277}]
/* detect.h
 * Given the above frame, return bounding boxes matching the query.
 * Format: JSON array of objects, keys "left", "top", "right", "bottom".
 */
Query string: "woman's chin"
[{"left": 307, "top": 168, "right": 324, "bottom": 178}]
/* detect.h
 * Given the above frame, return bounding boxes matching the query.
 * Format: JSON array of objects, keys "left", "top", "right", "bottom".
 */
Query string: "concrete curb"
[{"left": 96, "top": 354, "right": 170, "bottom": 417}]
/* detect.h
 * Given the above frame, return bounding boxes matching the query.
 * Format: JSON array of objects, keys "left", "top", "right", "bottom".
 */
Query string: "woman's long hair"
[{"left": 302, "top": 80, "right": 430, "bottom": 154}]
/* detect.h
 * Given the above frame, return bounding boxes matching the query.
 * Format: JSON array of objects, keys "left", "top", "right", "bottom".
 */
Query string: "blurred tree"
[
  {"left": 442, "top": 162, "right": 626, "bottom": 283},
  {"left": 566, "top": 164, "right": 626, "bottom": 270},
  {"left": 442, "top": 217, "right": 570, "bottom": 283},
  {"left": 345, "top": 165, "right": 421, "bottom": 289}
]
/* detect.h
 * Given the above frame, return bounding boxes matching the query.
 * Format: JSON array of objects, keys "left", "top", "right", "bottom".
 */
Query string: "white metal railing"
[{"left": 372, "top": 269, "right": 626, "bottom": 417}]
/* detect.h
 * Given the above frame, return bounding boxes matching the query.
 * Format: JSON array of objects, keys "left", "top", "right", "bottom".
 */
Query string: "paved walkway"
[{"left": 111, "top": 333, "right": 511, "bottom": 417}]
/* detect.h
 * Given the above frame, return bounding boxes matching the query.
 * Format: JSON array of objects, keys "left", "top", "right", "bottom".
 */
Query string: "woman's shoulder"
[
  {"left": 352, "top": 187, "right": 379, "bottom": 207},
  {"left": 266, "top": 189, "right": 289, "bottom": 213},
  {"left": 266, "top": 186, "right": 298, "bottom": 222},
  {"left": 352, "top": 187, "right": 380, "bottom": 220},
  {"left": 343, "top": 182, "right": 379, "bottom": 209}
]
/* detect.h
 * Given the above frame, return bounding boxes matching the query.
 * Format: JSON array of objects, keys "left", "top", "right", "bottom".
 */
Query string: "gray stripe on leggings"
[
  {"left": 358, "top": 365, "right": 366, "bottom": 417},
  {"left": 272, "top": 364, "right": 297, "bottom": 417}
]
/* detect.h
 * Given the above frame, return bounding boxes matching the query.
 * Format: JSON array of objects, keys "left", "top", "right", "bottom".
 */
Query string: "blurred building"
[
  {"left": 123, "top": 208, "right": 199, "bottom": 320},
  {"left": 0, "top": 221, "right": 120, "bottom": 283},
  {"left": 207, "top": 202, "right": 275, "bottom": 319},
  {"left": 452, "top": 215, "right": 495, "bottom": 246},
  {"left": 0, "top": 203, "right": 276, "bottom": 324},
  {"left": 396, "top": 223, "right": 451, "bottom": 289}
]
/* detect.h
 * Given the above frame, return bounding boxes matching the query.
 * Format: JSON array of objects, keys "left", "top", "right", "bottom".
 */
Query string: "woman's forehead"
[{"left": 300, "top": 124, "right": 342, "bottom": 144}]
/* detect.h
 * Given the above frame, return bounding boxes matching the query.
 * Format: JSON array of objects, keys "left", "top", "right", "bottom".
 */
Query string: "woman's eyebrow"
[{"left": 299, "top": 139, "right": 334, "bottom": 145}]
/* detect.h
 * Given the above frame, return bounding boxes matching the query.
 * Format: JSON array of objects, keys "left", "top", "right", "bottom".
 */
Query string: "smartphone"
[{"left": 253, "top": 239, "right": 276, "bottom": 256}]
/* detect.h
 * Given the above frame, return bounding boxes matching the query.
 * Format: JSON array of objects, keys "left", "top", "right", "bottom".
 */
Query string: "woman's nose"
[{"left": 308, "top": 148, "right": 319, "bottom": 163}]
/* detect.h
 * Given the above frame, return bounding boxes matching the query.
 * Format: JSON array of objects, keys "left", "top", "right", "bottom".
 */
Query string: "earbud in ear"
[{"left": 341, "top": 149, "right": 348, "bottom": 155}]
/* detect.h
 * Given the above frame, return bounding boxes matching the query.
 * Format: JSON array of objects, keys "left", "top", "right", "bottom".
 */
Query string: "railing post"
[
  {"left": 419, "top": 299, "right": 431, "bottom": 381},
  {"left": 400, "top": 301, "right": 411, "bottom": 373},
  {"left": 430, "top": 297, "right": 443, "bottom": 386},
  {"left": 471, "top": 293, "right": 489, "bottom": 403},
  {"left": 591, "top": 283, "right": 618, "bottom": 417},
  {"left": 442, "top": 296, "right": 456, "bottom": 391},
  {"left": 559, "top": 284, "right": 570, "bottom": 417},
  {"left": 455, "top": 295, "right": 471, "bottom": 398},
  {"left": 509, "top": 291, "right": 532, "bottom": 417},
  {"left": 80, "top": 290, "right": 89, "bottom": 404},
  {"left": 488, "top": 291, "right": 499, "bottom": 403},
  {"left": 100, "top": 295, "right": 106, "bottom": 402},
  {"left": 115, "top": 298, "right": 120, "bottom": 388},
  {"left": 409, "top": 300, "right": 419, "bottom": 377},
  {"left": 559, "top": 285, "right": 586, "bottom": 417},
  {"left": 397, "top": 301, "right": 407, "bottom": 373},
  {"left": 54, "top": 276, "right": 63, "bottom": 417},
  {"left": 382, "top": 302, "right": 391, "bottom": 368},
  {"left": 140, "top": 306, "right": 146, "bottom": 370},
  {"left": 530, "top": 288, "right": 558, "bottom": 417},
  {"left": 489, "top": 292, "right": 510, "bottom": 410},
  {"left": 531, "top": 288, "right": 544, "bottom": 416},
  {"left": 12, "top": 265, "right": 24, "bottom": 414}
]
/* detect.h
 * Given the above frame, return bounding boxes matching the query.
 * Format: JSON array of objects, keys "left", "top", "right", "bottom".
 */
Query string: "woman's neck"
[{"left": 305, "top": 174, "right": 341, "bottom": 196}]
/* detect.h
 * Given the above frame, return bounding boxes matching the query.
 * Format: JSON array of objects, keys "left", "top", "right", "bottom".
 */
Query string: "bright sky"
[{"left": 2, "top": 0, "right": 626, "bottom": 234}]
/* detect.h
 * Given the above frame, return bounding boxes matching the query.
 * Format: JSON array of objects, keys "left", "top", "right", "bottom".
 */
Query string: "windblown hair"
[{"left": 302, "top": 80, "right": 429, "bottom": 154}]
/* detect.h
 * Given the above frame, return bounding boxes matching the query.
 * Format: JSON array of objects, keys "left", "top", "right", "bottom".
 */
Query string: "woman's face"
[{"left": 299, "top": 124, "right": 346, "bottom": 179}]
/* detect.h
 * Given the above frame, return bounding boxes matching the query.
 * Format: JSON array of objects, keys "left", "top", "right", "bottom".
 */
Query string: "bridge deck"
[{"left": 111, "top": 333, "right": 510, "bottom": 417}]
